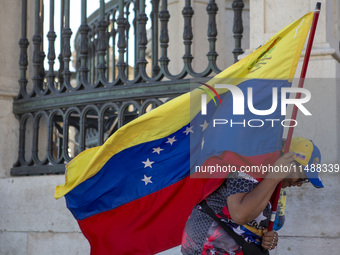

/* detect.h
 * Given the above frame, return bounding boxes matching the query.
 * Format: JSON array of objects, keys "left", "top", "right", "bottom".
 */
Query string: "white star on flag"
[
  {"left": 166, "top": 136, "right": 177, "bottom": 145},
  {"left": 142, "top": 158, "right": 154, "bottom": 168},
  {"left": 201, "top": 137, "right": 205, "bottom": 150},
  {"left": 183, "top": 126, "right": 194, "bottom": 135},
  {"left": 141, "top": 175, "right": 153, "bottom": 185},
  {"left": 200, "top": 120, "right": 209, "bottom": 131},
  {"left": 234, "top": 225, "right": 245, "bottom": 235},
  {"left": 152, "top": 147, "right": 164, "bottom": 154}
]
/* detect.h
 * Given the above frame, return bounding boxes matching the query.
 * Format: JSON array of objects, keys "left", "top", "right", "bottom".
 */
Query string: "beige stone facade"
[{"left": 0, "top": 0, "right": 339, "bottom": 254}]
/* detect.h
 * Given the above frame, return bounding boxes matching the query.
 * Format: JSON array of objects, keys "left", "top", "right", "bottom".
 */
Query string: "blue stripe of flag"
[{"left": 66, "top": 79, "right": 290, "bottom": 220}]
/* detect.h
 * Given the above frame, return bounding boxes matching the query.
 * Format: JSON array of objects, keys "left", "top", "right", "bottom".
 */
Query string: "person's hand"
[
  {"left": 261, "top": 228, "right": 278, "bottom": 250},
  {"left": 267, "top": 152, "right": 295, "bottom": 180}
]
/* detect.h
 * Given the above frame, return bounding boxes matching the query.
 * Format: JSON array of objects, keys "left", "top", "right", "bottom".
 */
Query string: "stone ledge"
[
  {"left": 0, "top": 76, "right": 20, "bottom": 98},
  {"left": 0, "top": 89, "right": 17, "bottom": 98}
]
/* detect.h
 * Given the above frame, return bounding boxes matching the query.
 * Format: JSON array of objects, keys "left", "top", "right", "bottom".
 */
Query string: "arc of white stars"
[
  {"left": 166, "top": 136, "right": 177, "bottom": 145},
  {"left": 142, "top": 158, "right": 154, "bottom": 168},
  {"left": 141, "top": 175, "right": 153, "bottom": 185},
  {"left": 152, "top": 147, "right": 164, "bottom": 154},
  {"left": 200, "top": 120, "right": 209, "bottom": 131}
]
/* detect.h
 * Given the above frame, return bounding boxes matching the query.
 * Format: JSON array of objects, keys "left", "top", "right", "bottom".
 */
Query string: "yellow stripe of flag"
[{"left": 55, "top": 11, "right": 313, "bottom": 199}]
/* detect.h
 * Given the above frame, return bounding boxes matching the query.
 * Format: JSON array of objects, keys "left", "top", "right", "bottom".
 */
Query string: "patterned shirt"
[{"left": 181, "top": 172, "right": 286, "bottom": 255}]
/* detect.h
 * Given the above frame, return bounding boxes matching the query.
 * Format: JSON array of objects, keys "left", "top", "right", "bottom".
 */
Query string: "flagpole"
[{"left": 268, "top": 2, "right": 321, "bottom": 232}]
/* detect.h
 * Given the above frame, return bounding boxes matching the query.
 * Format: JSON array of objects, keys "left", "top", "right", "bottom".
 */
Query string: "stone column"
[{"left": 0, "top": 0, "right": 21, "bottom": 178}]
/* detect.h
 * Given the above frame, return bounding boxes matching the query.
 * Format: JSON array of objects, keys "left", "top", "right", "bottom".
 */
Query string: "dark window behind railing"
[{"left": 12, "top": 0, "right": 245, "bottom": 176}]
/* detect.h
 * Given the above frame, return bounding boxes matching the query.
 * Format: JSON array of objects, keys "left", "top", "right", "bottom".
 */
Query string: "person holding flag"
[
  {"left": 182, "top": 2, "right": 323, "bottom": 255},
  {"left": 54, "top": 4, "right": 323, "bottom": 255},
  {"left": 181, "top": 137, "right": 324, "bottom": 255}
]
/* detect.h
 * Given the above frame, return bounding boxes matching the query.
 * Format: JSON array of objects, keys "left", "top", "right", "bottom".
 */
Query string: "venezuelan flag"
[{"left": 55, "top": 11, "right": 313, "bottom": 255}]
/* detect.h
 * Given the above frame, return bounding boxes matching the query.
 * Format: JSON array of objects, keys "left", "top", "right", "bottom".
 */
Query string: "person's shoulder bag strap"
[{"left": 199, "top": 200, "right": 246, "bottom": 247}]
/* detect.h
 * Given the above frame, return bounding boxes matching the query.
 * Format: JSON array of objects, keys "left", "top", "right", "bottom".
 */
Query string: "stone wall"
[{"left": 0, "top": 176, "right": 90, "bottom": 255}]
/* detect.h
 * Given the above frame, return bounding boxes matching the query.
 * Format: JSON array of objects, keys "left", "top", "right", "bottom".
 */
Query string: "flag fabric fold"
[{"left": 55, "top": 11, "right": 313, "bottom": 255}]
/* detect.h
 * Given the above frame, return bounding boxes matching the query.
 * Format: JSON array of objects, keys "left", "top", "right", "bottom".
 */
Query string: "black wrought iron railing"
[{"left": 12, "top": 0, "right": 245, "bottom": 175}]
